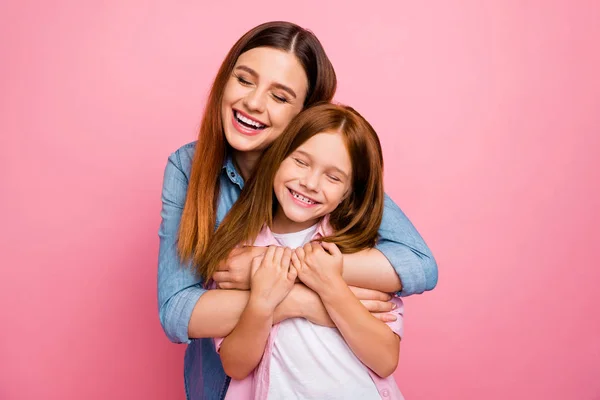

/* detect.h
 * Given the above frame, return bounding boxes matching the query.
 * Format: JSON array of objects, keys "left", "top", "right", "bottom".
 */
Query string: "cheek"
[
  {"left": 273, "top": 169, "right": 285, "bottom": 190},
  {"left": 273, "top": 106, "right": 302, "bottom": 129},
  {"left": 326, "top": 185, "right": 348, "bottom": 207},
  {"left": 222, "top": 80, "right": 244, "bottom": 105}
]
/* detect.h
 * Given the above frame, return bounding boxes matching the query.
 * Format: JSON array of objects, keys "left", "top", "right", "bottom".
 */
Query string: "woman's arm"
[
  {"left": 213, "top": 245, "right": 402, "bottom": 293},
  {"left": 213, "top": 193, "right": 438, "bottom": 295},
  {"left": 375, "top": 193, "right": 438, "bottom": 295},
  {"left": 342, "top": 248, "right": 402, "bottom": 293},
  {"left": 158, "top": 147, "right": 208, "bottom": 343}
]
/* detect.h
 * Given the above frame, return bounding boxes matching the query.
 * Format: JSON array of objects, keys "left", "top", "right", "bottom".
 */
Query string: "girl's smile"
[{"left": 272, "top": 131, "right": 352, "bottom": 234}]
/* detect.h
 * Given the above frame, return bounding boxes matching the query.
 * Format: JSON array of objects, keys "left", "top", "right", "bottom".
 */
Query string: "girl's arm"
[
  {"left": 319, "top": 280, "right": 402, "bottom": 378},
  {"left": 293, "top": 242, "right": 403, "bottom": 378},
  {"left": 218, "top": 299, "right": 274, "bottom": 380},
  {"left": 219, "top": 247, "right": 296, "bottom": 380}
]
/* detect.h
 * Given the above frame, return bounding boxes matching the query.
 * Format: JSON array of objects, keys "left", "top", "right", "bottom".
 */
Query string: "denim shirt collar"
[{"left": 222, "top": 154, "right": 244, "bottom": 190}]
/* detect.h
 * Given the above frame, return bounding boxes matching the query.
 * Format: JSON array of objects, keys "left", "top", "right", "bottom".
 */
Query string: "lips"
[
  {"left": 231, "top": 109, "right": 268, "bottom": 136},
  {"left": 288, "top": 188, "right": 320, "bottom": 206}
]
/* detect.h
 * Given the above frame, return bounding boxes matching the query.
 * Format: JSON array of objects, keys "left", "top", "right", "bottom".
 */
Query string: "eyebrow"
[
  {"left": 295, "top": 150, "right": 350, "bottom": 179},
  {"left": 234, "top": 65, "right": 298, "bottom": 99}
]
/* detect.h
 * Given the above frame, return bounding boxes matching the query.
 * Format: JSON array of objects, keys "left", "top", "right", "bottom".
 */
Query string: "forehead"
[
  {"left": 235, "top": 47, "right": 308, "bottom": 91},
  {"left": 295, "top": 132, "right": 352, "bottom": 173}
]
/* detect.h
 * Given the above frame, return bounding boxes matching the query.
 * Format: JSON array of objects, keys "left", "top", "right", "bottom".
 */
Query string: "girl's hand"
[
  {"left": 249, "top": 246, "right": 297, "bottom": 313},
  {"left": 292, "top": 241, "right": 344, "bottom": 295},
  {"left": 213, "top": 246, "right": 267, "bottom": 290}
]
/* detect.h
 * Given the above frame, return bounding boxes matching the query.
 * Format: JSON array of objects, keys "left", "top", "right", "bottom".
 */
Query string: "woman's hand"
[
  {"left": 348, "top": 286, "right": 398, "bottom": 323},
  {"left": 212, "top": 246, "right": 267, "bottom": 289},
  {"left": 287, "top": 284, "right": 398, "bottom": 328},
  {"left": 292, "top": 241, "right": 344, "bottom": 295},
  {"left": 249, "top": 246, "right": 297, "bottom": 313}
]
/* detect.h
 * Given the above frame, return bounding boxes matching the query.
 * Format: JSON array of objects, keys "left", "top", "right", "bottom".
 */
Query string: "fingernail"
[
  {"left": 387, "top": 315, "right": 397, "bottom": 322},
  {"left": 391, "top": 303, "right": 397, "bottom": 309}
]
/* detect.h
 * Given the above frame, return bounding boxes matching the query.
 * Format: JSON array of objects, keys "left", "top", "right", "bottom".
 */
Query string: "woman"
[{"left": 158, "top": 21, "right": 437, "bottom": 400}]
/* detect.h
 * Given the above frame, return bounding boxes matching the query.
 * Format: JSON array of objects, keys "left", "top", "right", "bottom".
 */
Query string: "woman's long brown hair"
[
  {"left": 199, "top": 103, "right": 385, "bottom": 281},
  {"left": 177, "top": 22, "right": 337, "bottom": 270}
]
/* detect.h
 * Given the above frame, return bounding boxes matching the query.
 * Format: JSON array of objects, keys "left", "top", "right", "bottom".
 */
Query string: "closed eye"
[
  {"left": 294, "top": 158, "right": 308, "bottom": 167},
  {"left": 328, "top": 175, "right": 342, "bottom": 182},
  {"left": 235, "top": 74, "right": 252, "bottom": 86},
  {"left": 272, "top": 93, "right": 289, "bottom": 103}
]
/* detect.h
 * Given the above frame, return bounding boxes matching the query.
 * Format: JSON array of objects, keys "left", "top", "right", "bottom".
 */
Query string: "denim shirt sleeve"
[
  {"left": 375, "top": 193, "right": 438, "bottom": 296},
  {"left": 157, "top": 147, "right": 205, "bottom": 344}
]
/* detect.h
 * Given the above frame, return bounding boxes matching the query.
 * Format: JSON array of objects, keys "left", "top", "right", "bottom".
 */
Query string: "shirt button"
[{"left": 381, "top": 389, "right": 390, "bottom": 397}]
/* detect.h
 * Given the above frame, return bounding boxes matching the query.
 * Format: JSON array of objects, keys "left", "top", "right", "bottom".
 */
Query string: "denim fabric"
[{"left": 157, "top": 141, "right": 437, "bottom": 399}]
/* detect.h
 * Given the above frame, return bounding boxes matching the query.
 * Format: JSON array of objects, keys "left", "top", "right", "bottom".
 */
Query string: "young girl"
[{"left": 202, "top": 103, "right": 405, "bottom": 399}]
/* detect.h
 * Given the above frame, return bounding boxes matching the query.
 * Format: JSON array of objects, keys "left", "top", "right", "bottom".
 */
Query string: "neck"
[
  {"left": 271, "top": 206, "right": 319, "bottom": 234},
  {"left": 232, "top": 150, "right": 262, "bottom": 182}
]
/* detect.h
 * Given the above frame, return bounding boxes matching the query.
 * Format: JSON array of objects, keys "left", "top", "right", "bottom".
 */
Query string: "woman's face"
[{"left": 221, "top": 47, "right": 309, "bottom": 154}]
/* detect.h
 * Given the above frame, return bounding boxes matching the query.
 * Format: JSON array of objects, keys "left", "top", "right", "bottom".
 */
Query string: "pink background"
[{"left": 1, "top": 1, "right": 599, "bottom": 399}]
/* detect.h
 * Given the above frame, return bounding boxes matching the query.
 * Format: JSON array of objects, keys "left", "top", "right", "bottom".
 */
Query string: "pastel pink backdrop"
[{"left": 1, "top": 1, "right": 598, "bottom": 399}]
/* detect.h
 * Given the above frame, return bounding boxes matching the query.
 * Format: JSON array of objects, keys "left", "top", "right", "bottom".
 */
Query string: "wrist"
[
  {"left": 274, "top": 285, "right": 303, "bottom": 323},
  {"left": 247, "top": 295, "right": 276, "bottom": 320},
  {"left": 317, "top": 276, "right": 349, "bottom": 305}
]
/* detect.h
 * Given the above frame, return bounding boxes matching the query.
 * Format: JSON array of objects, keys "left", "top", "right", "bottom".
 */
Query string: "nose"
[
  {"left": 243, "top": 87, "right": 267, "bottom": 114},
  {"left": 300, "top": 170, "right": 320, "bottom": 192}
]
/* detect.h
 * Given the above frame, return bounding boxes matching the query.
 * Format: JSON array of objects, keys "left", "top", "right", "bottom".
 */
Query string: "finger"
[
  {"left": 212, "top": 271, "right": 232, "bottom": 283},
  {"left": 265, "top": 245, "right": 277, "bottom": 263},
  {"left": 303, "top": 242, "right": 313, "bottom": 254},
  {"left": 252, "top": 246, "right": 268, "bottom": 257},
  {"left": 251, "top": 255, "right": 264, "bottom": 275},
  {"left": 371, "top": 312, "right": 398, "bottom": 323},
  {"left": 281, "top": 247, "right": 292, "bottom": 269},
  {"left": 273, "top": 246, "right": 285, "bottom": 268},
  {"left": 291, "top": 251, "right": 302, "bottom": 272},
  {"left": 288, "top": 264, "right": 298, "bottom": 281},
  {"left": 348, "top": 286, "right": 392, "bottom": 301},
  {"left": 216, "top": 281, "right": 236, "bottom": 290},
  {"left": 216, "top": 260, "right": 230, "bottom": 272},
  {"left": 311, "top": 241, "right": 322, "bottom": 252},
  {"left": 295, "top": 247, "right": 306, "bottom": 262},
  {"left": 360, "top": 299, "right": 395, "bottom": 313},
  {"left": 320, "top": 241, "right": 341, "bottom": 257}
]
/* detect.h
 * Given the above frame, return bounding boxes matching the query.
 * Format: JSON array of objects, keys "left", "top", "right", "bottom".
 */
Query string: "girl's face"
[
  {"left": 273, "top": 132, "right": 352, "bottom": 232},
  {"left": 221, "top": 47, "right": 308, "bottom": 154}
]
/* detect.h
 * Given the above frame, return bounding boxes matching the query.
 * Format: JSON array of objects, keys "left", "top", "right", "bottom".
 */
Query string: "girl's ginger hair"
[{"left": 199, "top": 103, "right": 384, "bottom": 281}]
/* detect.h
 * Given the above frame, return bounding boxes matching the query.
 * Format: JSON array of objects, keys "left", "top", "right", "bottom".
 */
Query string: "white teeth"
[
  {"left": 235, "top": 111, "right": 266, "bottom": 129},
  {"left": 291, "top": 190, "right": 315, "bottom": 205}
]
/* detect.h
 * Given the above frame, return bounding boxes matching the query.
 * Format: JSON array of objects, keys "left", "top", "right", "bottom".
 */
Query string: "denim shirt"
[{"left": 157, "top": 141, "right": 438, "bottom": 400}]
